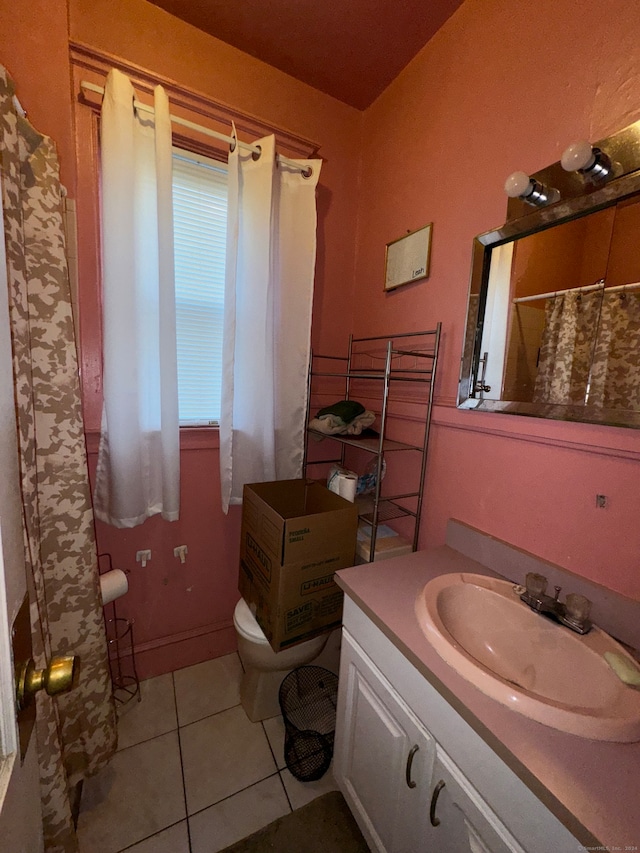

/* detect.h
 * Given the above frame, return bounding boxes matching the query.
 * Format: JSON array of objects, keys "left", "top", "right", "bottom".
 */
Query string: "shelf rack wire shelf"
[{"left": 303, "top": 326, "right": 441, "bottom": 561}]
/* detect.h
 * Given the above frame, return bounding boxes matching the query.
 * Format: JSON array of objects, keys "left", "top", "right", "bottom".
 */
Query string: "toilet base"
[
  {"left": 238, "top": 628, "right": 343, "bottom": 722},
  {"left": 240, "top": 668, "right": 286, "bottom": 722}
]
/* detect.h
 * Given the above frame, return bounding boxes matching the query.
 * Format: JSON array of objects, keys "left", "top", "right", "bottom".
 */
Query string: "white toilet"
[{"left": 233, "top": 598, "right": 330, "bottom": 722}]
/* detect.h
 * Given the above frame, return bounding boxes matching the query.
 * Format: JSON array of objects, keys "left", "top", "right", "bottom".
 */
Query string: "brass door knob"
[{"left": 16, "top": 655, "right": 78, "bottom": 711}]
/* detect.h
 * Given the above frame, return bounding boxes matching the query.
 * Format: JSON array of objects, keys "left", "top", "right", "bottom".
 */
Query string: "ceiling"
[{"left": 147, "top": 0, "right": 465, "bottom": 110}]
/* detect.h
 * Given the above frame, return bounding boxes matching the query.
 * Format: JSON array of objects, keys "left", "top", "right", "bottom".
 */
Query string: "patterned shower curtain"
[
  {"left": 532, "top": 290, "right": 603, "bottom": 405},
  {"left": 0, "top": 67, "right": 116, "bottom": 851},
  {"left": 587, "top": 291, "right": 640, "bottom": 410}
]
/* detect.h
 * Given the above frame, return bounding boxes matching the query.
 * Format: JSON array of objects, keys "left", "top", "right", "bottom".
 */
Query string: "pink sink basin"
[{"left": 415, "top": 572, "right": 640, "bottom": 741}]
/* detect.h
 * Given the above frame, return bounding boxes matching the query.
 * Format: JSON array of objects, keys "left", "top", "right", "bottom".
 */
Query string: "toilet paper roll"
[
  {"left": 327, "top": 468, "right": 357, "bottom": 502},
  {"left": 338, "top": 473, "right": 357, "bottom": 502},
  {"left": 100, "top": 569, "right": 128, "bottom": 605}
]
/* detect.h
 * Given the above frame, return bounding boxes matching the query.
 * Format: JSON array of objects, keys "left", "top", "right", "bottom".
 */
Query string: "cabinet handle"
[
  {"left": 405, "top": 744, "right": 419, "bottom": 788},
  {"left": 430, "top": 779, "right": 446, "bottom": 826}
]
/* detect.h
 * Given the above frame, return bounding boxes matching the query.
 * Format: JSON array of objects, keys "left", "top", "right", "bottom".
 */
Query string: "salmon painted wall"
[
  {"left": 69, "top": 0, "right": 361, "bottom": 364},
  {"left": 2, "top": 0, "right": 362, "bottom": 677},
  {"left": 0, "top": 2, "right": 75, "bottom": 189},
  {"left": 67, "top": 0, "right": 362, "bottom": 676},
  {"left": 4, "top": 0, "right": 640, "bottom": 681},
  {"left": 354, "top": 0, "right": 640, "bottom": 599}
]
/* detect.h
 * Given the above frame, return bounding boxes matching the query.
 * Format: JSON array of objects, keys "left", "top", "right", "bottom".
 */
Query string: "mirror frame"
[{"left": 458, "top": 116, "right": 640, "bottom": 429}]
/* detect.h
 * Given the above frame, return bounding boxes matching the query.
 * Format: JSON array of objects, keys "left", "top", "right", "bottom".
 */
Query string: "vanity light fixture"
[
  {"left": 504, "top": 170, "right": 560, "bottom": 206},
  {"left": 561, "top": 139, "right": 612, "bottom": 181}
]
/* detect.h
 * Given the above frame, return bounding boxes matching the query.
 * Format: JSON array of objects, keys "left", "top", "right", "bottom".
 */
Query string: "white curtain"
[
  {"left": 220, "top": 132, "right": 321, "bottom": 511},
  {"left": 93, "top": 68, "right": 180, "bottom": 527}
]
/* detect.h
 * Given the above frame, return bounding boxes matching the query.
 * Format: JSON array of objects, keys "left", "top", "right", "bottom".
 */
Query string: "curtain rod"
[
  {"left": 80, "top": 81, "right": 313, "bottom": 177},
  {"left": 512, "top": 278, "right": 640, "bottom": 304},
  {"left": 513, "top": 278, "right": 604, "bottom": 303}
]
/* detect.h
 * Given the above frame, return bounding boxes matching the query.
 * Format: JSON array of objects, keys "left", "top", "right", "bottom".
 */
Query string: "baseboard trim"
[{"left": 110, "top": 621, "right": 237, "bottom": 681}]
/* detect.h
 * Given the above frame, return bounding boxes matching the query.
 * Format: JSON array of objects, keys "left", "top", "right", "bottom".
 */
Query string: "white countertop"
[{"left": 336, "top": 546, "right": 640, "bottom": 849}]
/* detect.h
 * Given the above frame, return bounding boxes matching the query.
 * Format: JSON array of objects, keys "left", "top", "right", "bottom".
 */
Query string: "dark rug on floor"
[{"left": 218, "top": 790, "right": 369, "bottom": 853}]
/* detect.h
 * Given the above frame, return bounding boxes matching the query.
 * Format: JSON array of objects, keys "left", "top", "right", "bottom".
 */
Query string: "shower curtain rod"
[
  {"left": 80, "top": 80, "right": 313, "bottom": 177},
  {"left": 512, "top": 278, "right": 640, "bottom": 304}
]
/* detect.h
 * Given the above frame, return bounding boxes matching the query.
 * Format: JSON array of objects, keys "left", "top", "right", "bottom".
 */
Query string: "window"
[{"left": 172, "top": 148, "right": 228, "bottom": 425}]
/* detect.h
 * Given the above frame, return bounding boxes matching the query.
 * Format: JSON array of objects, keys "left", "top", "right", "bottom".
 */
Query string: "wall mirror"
[{"left": 459, "top": 117, "right": 640, "bottom": 429}]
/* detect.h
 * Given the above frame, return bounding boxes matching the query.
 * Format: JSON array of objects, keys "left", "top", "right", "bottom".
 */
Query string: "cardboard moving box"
[
  {"left": 239, "top": 479, "right": 358, "bottom": 652},
  {"left": 356, "top": 524, "right": 413, "bottom": 563}
]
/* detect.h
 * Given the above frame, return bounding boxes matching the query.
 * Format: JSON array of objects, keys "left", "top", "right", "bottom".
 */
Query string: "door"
[
  {"left": 0, "top": 199, "right": 44, "bottom": 851},
  {"left": 477, "top": 241, "right": 514, "bottom": 399},
  {"left": 334, "top": 631, "right": 435, "bottom": 853}
]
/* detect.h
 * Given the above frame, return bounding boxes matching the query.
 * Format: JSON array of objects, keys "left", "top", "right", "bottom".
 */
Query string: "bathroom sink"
[{"left": 415, "top": 572, "right": 640, "bottom": 741}]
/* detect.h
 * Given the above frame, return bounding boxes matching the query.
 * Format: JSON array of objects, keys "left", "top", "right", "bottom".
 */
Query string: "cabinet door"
[
  {"left": 428, "top": 748, "right": 525, "bottom": 853},
  {"left": 335, "top": 631, "right": 435, "bottom": 853}
]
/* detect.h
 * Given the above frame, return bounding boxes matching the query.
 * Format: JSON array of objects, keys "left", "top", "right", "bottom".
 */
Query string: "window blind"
[{"left": 172, "top": 149, "right": 228, "bottom": 425}]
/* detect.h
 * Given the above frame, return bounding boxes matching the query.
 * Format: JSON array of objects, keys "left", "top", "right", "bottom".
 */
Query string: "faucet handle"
[
  {"left": 565, "top": 593, "right": 591, "bottom": 622},
  {"left": 553, "top": 585, "right": 562, "bottom": 601},
  {"left": 525, "top": 572, "right": 548, "bottom": 598}
]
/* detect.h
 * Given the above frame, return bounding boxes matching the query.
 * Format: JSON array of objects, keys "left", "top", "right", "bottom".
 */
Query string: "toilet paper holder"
[{"left": 98, "top": 553, "right": 140, "bottom": 706}]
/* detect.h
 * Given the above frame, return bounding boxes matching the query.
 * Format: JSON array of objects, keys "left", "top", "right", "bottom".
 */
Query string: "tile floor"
[{"left": 77, "top": 653, "right": 340, "bottom": 853}]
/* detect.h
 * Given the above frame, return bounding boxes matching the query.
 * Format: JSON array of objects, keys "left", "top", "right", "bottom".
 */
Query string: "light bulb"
[
  {"left": 561, "top": 139, "right": 596, "bottom": 173},
  {"left": 504, "top": 171, "right": 533, "bottom": 198}
]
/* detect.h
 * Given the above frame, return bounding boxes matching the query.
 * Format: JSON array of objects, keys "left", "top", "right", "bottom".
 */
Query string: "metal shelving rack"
[{"left": 303, "top": 326, "right": 441, "bottom": 561}]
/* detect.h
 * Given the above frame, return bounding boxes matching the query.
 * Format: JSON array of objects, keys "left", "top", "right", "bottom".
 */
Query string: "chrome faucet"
[{"left": 519, "top": 573, "right": 592, "bottom": 634}]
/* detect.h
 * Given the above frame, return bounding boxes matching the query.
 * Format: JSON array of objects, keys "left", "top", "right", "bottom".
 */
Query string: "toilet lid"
[{"left": 234, "top": 598, "right": 269, "bottom": 645}]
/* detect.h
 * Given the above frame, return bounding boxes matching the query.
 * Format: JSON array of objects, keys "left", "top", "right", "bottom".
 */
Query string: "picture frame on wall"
[{"left": 384, "top": 223, "right": 433, "bottom": 291}]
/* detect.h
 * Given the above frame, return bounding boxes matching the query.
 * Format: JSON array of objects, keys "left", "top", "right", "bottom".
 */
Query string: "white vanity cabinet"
[
  {"left": 334, "top": 596, "right": 580, "bottom": 853},
  {"left": 336, "top": 630, "right": 436, "bottom": 852},
  {"left": 336, "top": 628, "right": 522, "bottom": 853},
  {"left": 428, "top": 749, "right": 523, "bottom": 853}
]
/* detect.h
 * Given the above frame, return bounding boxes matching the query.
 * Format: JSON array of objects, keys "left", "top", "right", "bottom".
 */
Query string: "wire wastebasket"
[{"left": 279, "top": 665, "right": 339, "bottom": 782}]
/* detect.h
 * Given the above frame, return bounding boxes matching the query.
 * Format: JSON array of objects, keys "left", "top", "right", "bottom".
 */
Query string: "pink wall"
[
  {"left": 354, "top": 0, "right": 640, "bottom": 599},
  {"left": 87, "top": 432, "right": 243, "bottom": 677},
  {"left": 0, "top": 2, "right": 76, "bottom": 189},
  {"left": 67, "top": 0, "right": 362, "bottom": 676},
  {"left": 2, "top": 0, "right": 639, "bottom": 681},
  {"left": 69, "top": 0, "right": 362, "bottom": 361},
  {"left": 2, "top": 0, "right": 363, "bottom": 678}
]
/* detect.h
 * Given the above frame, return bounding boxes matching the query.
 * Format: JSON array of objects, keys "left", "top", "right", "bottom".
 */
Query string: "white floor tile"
[
  {"left": 120, "top": 821, "right": 190, "bottom": 853},
  {"left": 174, "top": 653, "right": 243, "bottom": 726},
  {"left": 77, "top": 731, "right": 185, "bottom": 853},
  {"left": 180, "top": 704, "right": 277, "bottom": 815},
  {"left": 116, "top": 672, "right": 177, "bottom": 750},
  {"left": 189, "top": 775, "right": 290, "bottom": 853},
  {"left": 262, "top": 714, "right": 287, "bottom": 769},
  {"left": 280, "top": 764, "right": 340, "bottom": 811}
]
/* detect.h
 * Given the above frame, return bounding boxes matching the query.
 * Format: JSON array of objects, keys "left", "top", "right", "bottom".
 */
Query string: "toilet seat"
[{"left": 233, "top": 598, "right": 269, "bottom": 645}]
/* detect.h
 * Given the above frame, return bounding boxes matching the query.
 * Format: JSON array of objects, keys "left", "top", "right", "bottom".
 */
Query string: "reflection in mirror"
[{"left": 459, "top": 117, "right": 640, "bottom": 429}]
